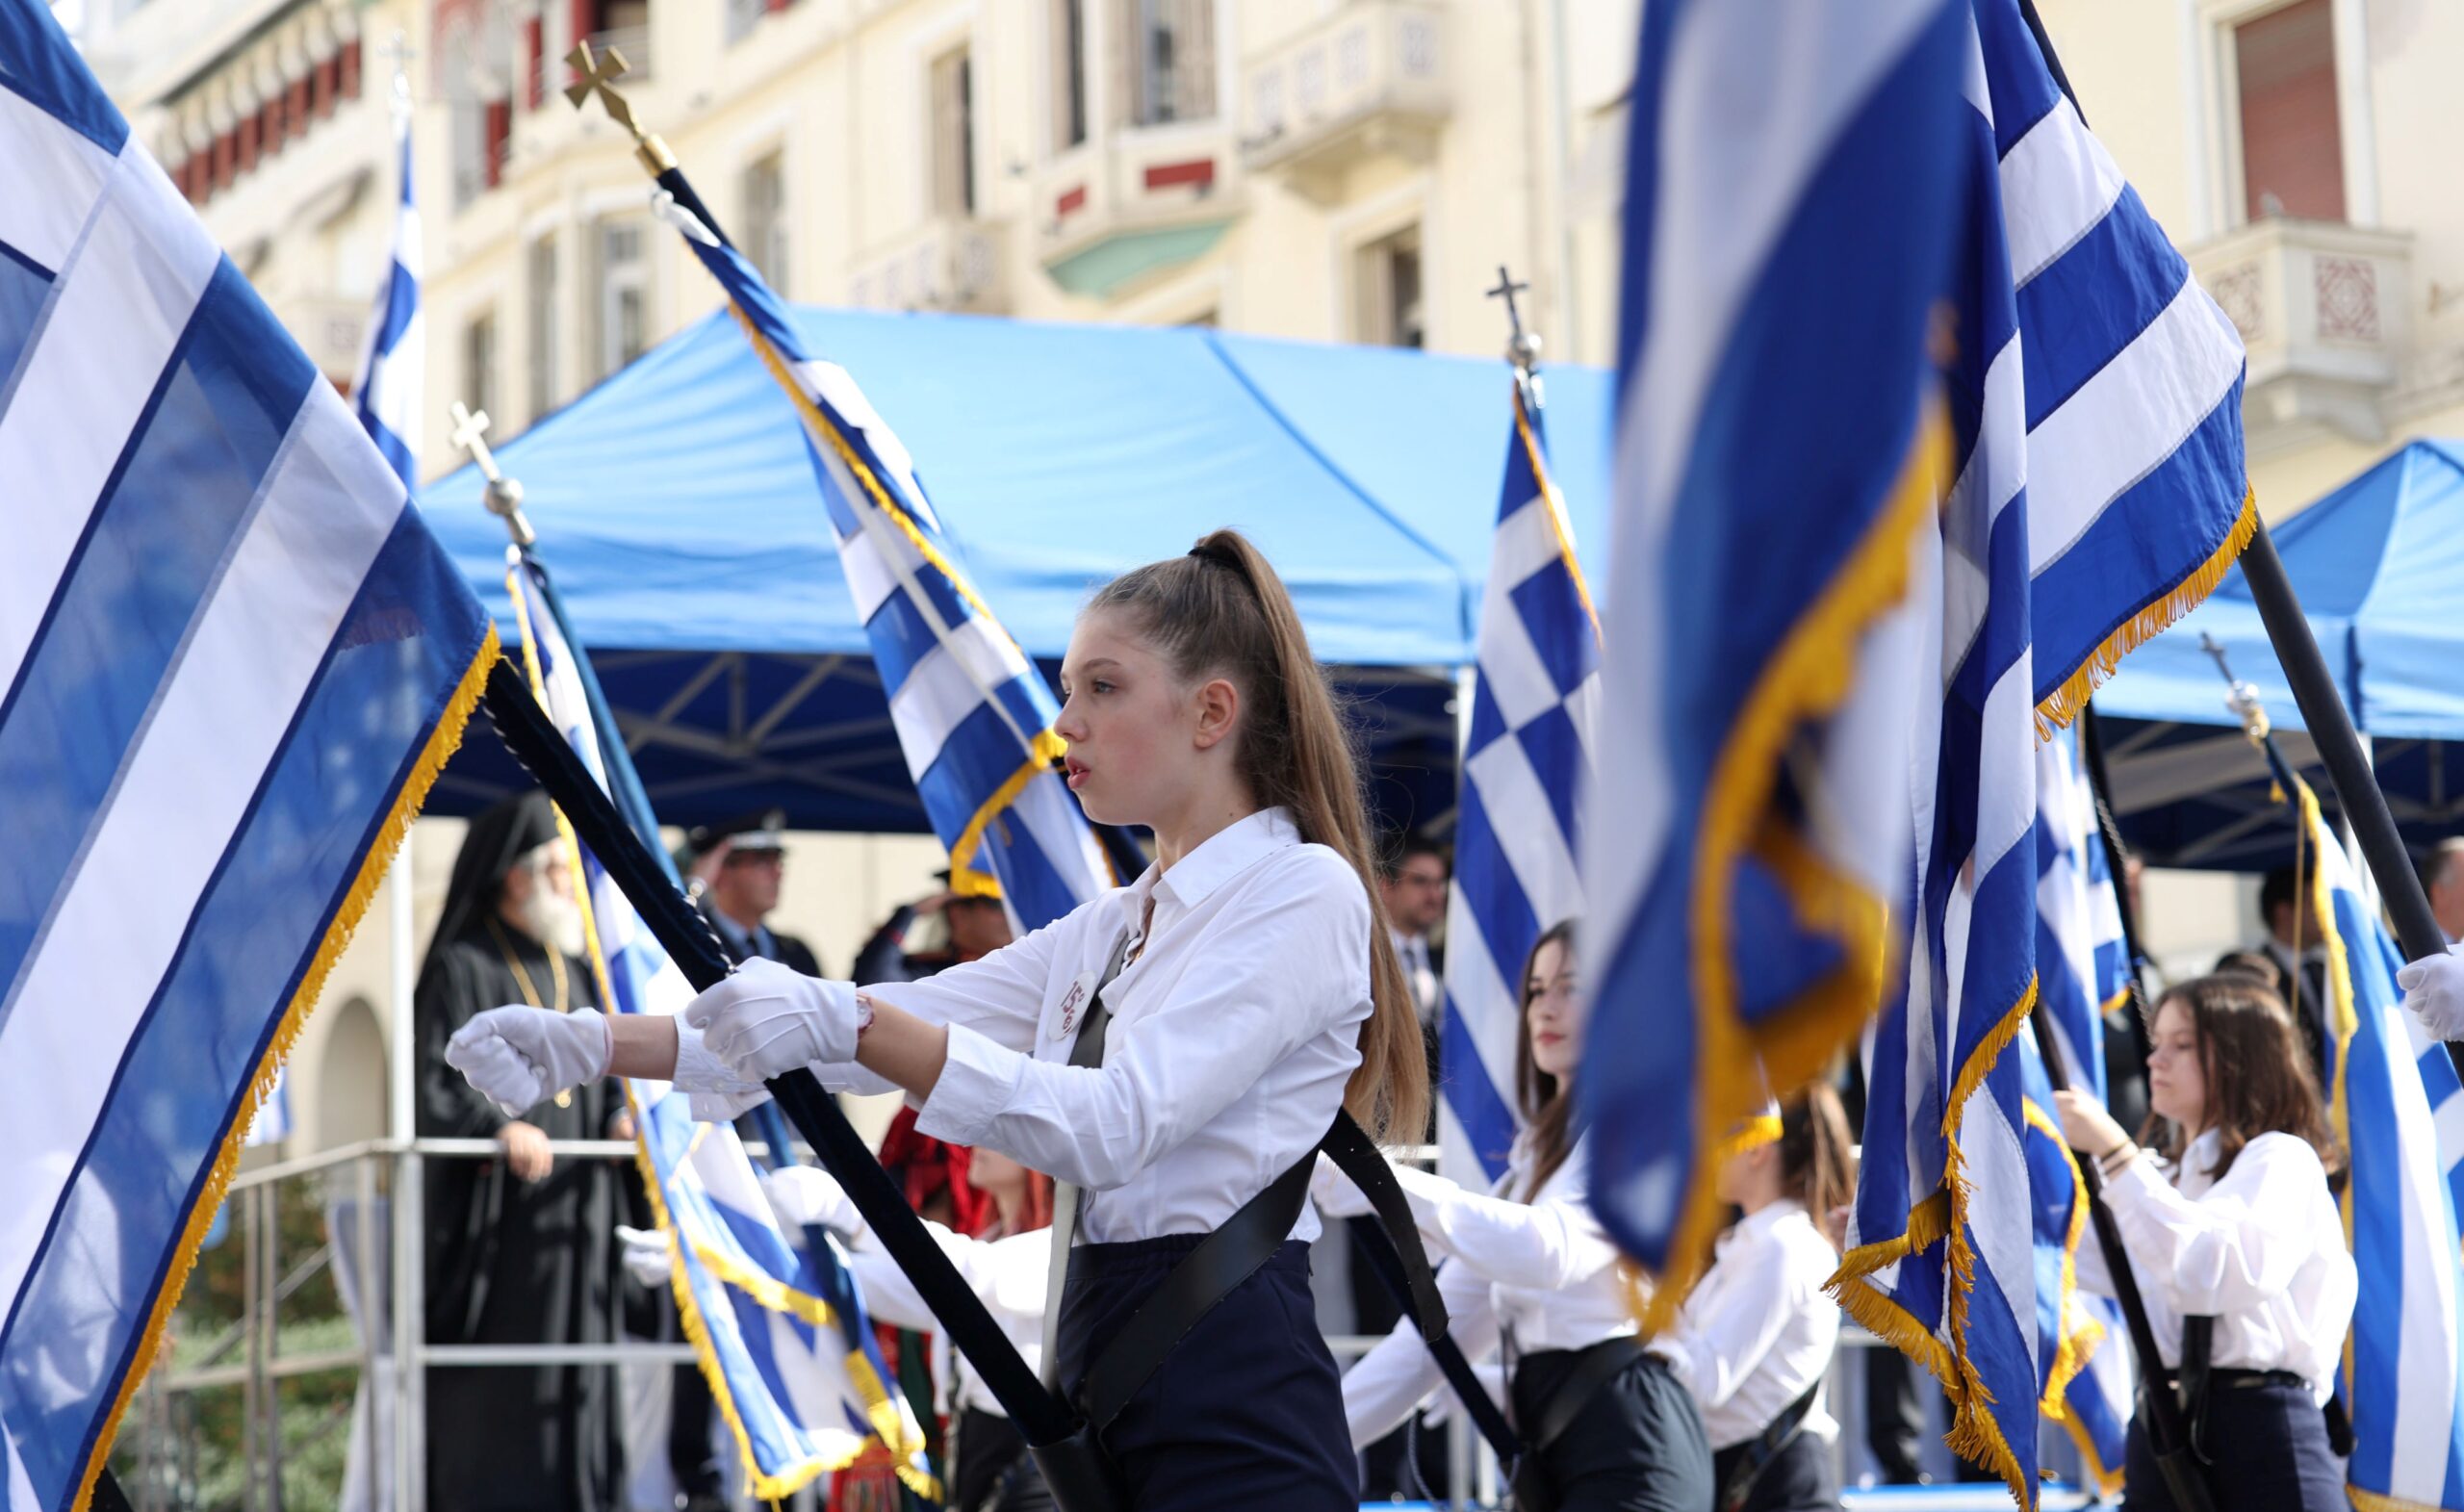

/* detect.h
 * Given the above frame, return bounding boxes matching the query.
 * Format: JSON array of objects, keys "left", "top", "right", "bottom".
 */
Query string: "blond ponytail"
[{"left": 1087, "top": 530, "right": 1430, "bottom": 1142}]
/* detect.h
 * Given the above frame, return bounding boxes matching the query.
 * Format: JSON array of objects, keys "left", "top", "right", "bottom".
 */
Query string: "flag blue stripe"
[
  {"left": 2015, "top": 191, "right": 2188, "bottom": 429},
  {"left": 1506, "top": 560, "right": 1593, "bottom": 700},
  {"left": 1439, "top": 992, "right": 1519, "bottom": 1175},
  {"left": 1973, "top": 0, "right": 2062, "bottom": 155},
  {"left": 913, "top": 700, "right": 1037, "bottom": 843},
  {"left": 2029, "top": 386, "right": 2244, "bottom": 704},
  {"left": 0, "top": 518, "right": 481, "bottom": 1503},
  {"left": 0, "top": 262, "right": 316, "bottom": 1024},
  {"left": 0, "top": 245, "right": 51, "bottom": 385},
  {"left": 0, "top": 2, "right": 132, "bottom": 155},
  {"left": 860, "top": 582, "right": 940, "bottom": 699},
  {"left": 1451, "top": 782, "right": 1544, "bottom": 1004},
  {"left": 980, "top": 812, "right": 1077, "bottom": 925}
]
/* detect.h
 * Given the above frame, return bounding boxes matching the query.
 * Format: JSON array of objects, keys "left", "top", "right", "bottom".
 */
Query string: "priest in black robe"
[{"left": 415, "top": 791, "right": 627, "bottom": 1511}]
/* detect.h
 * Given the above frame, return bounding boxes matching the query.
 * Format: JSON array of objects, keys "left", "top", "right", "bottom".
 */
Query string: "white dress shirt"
[
  {"left": 1340, "top": 1133, "right": 1637, "bottom": 1447},
  {"left": 2076, "top": 1128, "right": 2355, "bottom": 1397},
  {"left": 836, "top": 1218, "right": 1050, "bottom": 1420},
  {"left": 1646, "top": 1200, "right": 1839, "bottom": 1449},
  {"left": 806, "top": 807, "right": 1373, "bottom": 1244}
]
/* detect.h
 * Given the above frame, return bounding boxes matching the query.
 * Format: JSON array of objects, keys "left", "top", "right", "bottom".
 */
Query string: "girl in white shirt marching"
[
  {"left": 1649, "top": 1085, "right": 1852, "bottom": 1512},
  {"left": 1326, "top": 920, "right": 1716, "bottom": 1511},
  {"left": 2052, "top": 972, "right": 2356, "bottom": 1512},
  {"left": 449, "top": 530, "right": 1429, "bottom": 1511}
]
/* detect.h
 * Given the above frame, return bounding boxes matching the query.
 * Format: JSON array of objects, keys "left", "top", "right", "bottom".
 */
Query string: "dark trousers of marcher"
[
  {"left": 1055, "top": 1236, "right": 1356, "bottom": 1512},
  {"left": 948, "top": 1406, "right": 1054, "bottom": 1512},
  {"left": 1510, "top": 1349, "right": 1715, "bottom": 1512},
  {"left": 1711, "top": 1431, "right": 1838, "bottom": 1512},
  {"left": 2123, "top": 1376, "right": 2347, "bottom": 1512},
  {"left": 669, "top": 1360, "right": 722, "bottom": 1501}
]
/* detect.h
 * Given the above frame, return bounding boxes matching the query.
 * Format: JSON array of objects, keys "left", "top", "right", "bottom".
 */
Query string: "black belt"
[
  {"left": 2159, "top": 1367, "right": 2310, "bottom": 1393},
  {"left": 1717, "top": 1382, "right": 1820, "bottom": 1512}
]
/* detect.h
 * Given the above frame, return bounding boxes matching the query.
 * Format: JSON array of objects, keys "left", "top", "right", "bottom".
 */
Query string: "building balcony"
[
  {"left": 2191, "top": 217, "right": 2412, "bottom": 450},
  {"left": 1238, "top": 0, "right": 1448, "bottom": 205},
  {"left": 1031, "top": 126, "right": 1241, "bottom": 301},
  {"left": 849, "top": 217, "right": 1013, "bottom": 316}
]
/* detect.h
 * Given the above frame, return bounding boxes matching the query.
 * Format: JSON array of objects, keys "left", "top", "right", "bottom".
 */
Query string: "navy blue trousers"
[
  {"left": 1710, "top": 1430, "right": 1836, "bottom": 1512},
  {"left": 2123, "top": 1377, "right": 2346, "bottom": 1512},
  {"left": 1512, "top": 1349, "right": 1716, "bottom": 1512},
  {"left": 1055, "top": 1235, "right": 1356, "bottom": 1512}
]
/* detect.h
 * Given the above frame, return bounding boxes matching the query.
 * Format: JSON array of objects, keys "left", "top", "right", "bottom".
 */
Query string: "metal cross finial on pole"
[
  {"left": 448, "top": 400, "right": 535, "bottom": 547},
  {"left": 378, "top": 30, "right": 415, "bottom": 120},
  {"left": 1486, "top": 264, "right": 1542, "bottom": 377},
  {"left": 563, "top": 39, "right": 677, "bottom": 175}
]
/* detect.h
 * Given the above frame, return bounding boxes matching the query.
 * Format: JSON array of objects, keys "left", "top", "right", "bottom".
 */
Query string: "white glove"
[
  {"left": 681, "top": 959, "right": 863, "bottom": 1083},
  {"left": 2398, "top": 944, "right": 2464, "bottom": 1039},
  {"left": 616, "top": 1224, "right": 674, "bottom": 1289},
  {"left": 447, "top": 1007, "right": 612, "bottom": 1117},
  {"left": 672, "top": 1024, "right": 772, "bottom": 1123},
  {"left": 762, "top": 1165, "right": 864, "bottom": 1243},
  {"left": 1310, "top": 1151, "right": 1375, "bottom": 1219}
]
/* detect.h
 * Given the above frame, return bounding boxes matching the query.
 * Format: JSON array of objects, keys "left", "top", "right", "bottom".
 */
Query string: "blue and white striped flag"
[
  {"left": 350, "top": 103, "right": 422, "bottom": 487},
  {"left": 0, "top": 5, "right": 495, "bottom": 1505},
  {"left": 652, "top": 194, "right": 1111, "bottom": 925},
  {"left": 1584, "top": 0, "right": 1964, "bottom": 1327},
  {"left": 2297, "top": 776, "right": 2464, "bottom": 1512},
  {"left": 2031, "top": 727, "right": 2129, "bottom": 1493},
  {"left": 1837, "top": 7, "right": 2255, "bottom": 1500},
  {"left": 503, "top": 556, "right": 932, "bottom": 1500},
  {"left": 1440, "top": 372, "right": 1598, "bottom": 1185}
]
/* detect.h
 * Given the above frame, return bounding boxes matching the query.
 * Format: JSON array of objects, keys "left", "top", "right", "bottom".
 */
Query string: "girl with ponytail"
[{"left": 451, "top": 529, "right": 1426, "bottom": 1508}]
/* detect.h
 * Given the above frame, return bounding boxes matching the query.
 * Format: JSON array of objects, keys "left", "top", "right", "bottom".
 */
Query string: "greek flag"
[
  {"left": 2031, "top": 728, "right": 2129, "bottom": 1492},
  {"left": 653, "top": 193, "right": 1111, "bottom": 924},
  {"left": 0, "top": 5, "right": 494, "bottom": 1505},
  {"left": 503, "top": 555, "right": 931, "bottom": 1500},
  {"left": 1440, "top": 372, "right": 1598, "bottom": 1185},
  {"left": 2297, "top": 776, "right": 2464, "bottom": 1512},
  {"left": 1584, "top": 0, "right": 1964, "bottom": 1326},
  {"left": 350, "top": 106, "right": 421, "bottom": 486}
]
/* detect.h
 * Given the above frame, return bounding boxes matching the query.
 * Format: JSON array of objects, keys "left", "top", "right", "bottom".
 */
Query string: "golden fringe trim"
[
  {"left": 949, "top": 743, "right": 1073, "bottom": 902},
  {"left": 1651, "top": 397, "right": 1950, "bottom": 1336},
  {"left": 2035, "top": 486, "right": 2258, "bottom": 739},
  {"left": 2020, "top": 1096, "right": 2100, "bottom": 1414},
  {"left": 1511, "top": 377, "right": 1603, "bottom": 645},
  {"left": 75, "top": 625, "right": 499, "bottom": 1512},
  {"left": 1711, "top": 1115, "right": 1784, "bottom": 1164},
  {"left": 1937, "top": 979, "right": 2040, "bottom": 1512},
  {"left": 1833, "top": 1275, "right": 1957, "bottom": 1390},
  {"left": 2295, "top": 777, "right": 2369, "bottom": 1414},
  {"left": 2051, "top": 1406, "right": 2126, "bottom": 1499},
  {"left": 1828, "top": 1191, "right": 1954, "bottom": 1289}
]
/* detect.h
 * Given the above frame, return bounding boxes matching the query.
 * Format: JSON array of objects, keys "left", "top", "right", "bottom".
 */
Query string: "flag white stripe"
[
  {"left": 2388, "top": 998, "right": 2458, "bottom": 1504},
  {"left": 1998, "top": 97, "right": 2127, "bottom": 288},
  {"left": 1465, "top": 741, "right": 1582, "bottom": 930},
  {"left": 0, "top": 402, "right": 399, "bottom": 1316},
  {"left": 1937, "top": 342, "right": 2027, "bottom": 685},
  {"left": 0, "top": 147, "right": 218, "bottom": 691},
  {"left": 887, "top": 638, "right": 983, "bottom": 782},
  {"left": 1443, "top": 885, "right": 1529, "bottom": 1122},
  {"left": 2026, "top": 279, "right": 2243, "bottom": 577},
  {"left": 0, "top": 88, "right": 114, "bottom": 272},
  {"left": 1473, "top": 594, "right": 1562, "bottom": 734},
  {"left": 835, "top": 526, "right": 898, "bottom": 625},
  {"left": 1971, "top": 654, "right": 2039, "bottom": 882},
  {"left": 1964, "top": 1098, "right": 2038, "bottom": 1373}
]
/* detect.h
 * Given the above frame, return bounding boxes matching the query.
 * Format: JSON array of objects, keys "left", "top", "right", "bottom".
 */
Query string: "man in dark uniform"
[
  {"left": 414, "top": 791, "right": 626, "bottom": 1511},
  {"left": 683, "top": 810, "right": 823, "bottom": 977},
  {"left": 852, "top": 870, "right": 1013, "bottom": 983}
]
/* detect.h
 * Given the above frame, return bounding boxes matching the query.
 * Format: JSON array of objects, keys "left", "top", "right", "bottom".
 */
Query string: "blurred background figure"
[
  {"left": 681, "top": 808, "right": 824, "bottom": 975},
  {"left": 853, "top": 874, "right": 1014, "bottom": 984}
]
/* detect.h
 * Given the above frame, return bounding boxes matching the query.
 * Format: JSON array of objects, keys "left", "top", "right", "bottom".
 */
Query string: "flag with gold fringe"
[
  {"left": 0, "top": 2, "right": 494, "bottom": 1502},
  {"left": 1582, "top": 0, "right": 1964, "bottom": 1327},
  {"left": 2295, "top": 775, "right": 2464, "bottom": 1512},
  {"left": 505, "top": 553, "right": 933, "bottom": 1500},
  {"left": 635, "top": 172, "right": 1111, "bottom": 929}
]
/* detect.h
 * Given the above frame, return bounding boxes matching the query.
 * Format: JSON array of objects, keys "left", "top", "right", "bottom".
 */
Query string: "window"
[
  {"left": 1354, "top": 225, "right": 1424, "bottom": 349},
  {"left": 742, "top": 152, "right": 789, "bottom": 291},
  {"left": 2235, "top": 0, "right": 2344, "bottom": 221},
  {"left": 1121, "top": 0, "right": 1216, "bottom": 126},
  {"left": 1050, "top": 0, "right": 1088, "bottom": 151},
  {"left": 930, "top": 48, "right": 976, "bottom": 218},
  {"left": 526, "top": 236, "right": 558, "bottom": 420},
  {"left": 462, "top": 310, "right": 498, "bottom": 425},
  {"left": 597, "top": 219, "right": 649, "bottom": 379}
]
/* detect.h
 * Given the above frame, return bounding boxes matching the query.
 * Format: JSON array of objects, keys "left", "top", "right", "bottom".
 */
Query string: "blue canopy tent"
[
  {"left": 417, "top": 304, "right": 1615, "bottom": 835},
  {"left": 2093, "top": 441, "right": 2464, "bottom": 870}
]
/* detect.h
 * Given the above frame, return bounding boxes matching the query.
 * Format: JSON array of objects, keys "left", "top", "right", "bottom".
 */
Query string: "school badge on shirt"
[{"left": 1051, "top": 966, "right": 1100, "bottom": 1043}]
